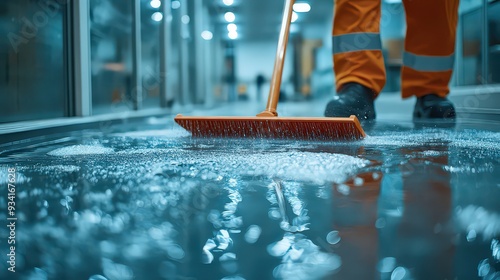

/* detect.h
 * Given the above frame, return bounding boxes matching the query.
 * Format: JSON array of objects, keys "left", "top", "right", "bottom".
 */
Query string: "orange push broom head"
[{"left": 174, "top": 114, "right": 366, "bottom": 141}]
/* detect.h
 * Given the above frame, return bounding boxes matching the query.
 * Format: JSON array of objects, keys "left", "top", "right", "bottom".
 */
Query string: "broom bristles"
[{"left": 174, "top": 115, "right": 366, "bottom": 141}]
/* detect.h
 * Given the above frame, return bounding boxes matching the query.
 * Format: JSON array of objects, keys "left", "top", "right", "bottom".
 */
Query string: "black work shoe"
[
  {"left": 413, "top": 94, "right": 456, "bottom": 119},
  {"left": 324, "top": 82, "right": 376, "bottom": 120}
]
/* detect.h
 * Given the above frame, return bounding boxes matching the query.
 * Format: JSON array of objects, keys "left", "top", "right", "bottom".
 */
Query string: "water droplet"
[
  {"left": 102, "top": 258, "right": 134, "bottom": 280},
  {"left": 375, "top": 218, "right": 386, "bottom": 229},
  {"left": 326, "top": 231, "right": 341, "bottom": 245},
  {"left": 467, "top": 229, "right": 477, "bottom": 242},
  {"left": 336, "top": 184, "right": 350, "bottom": 195},
  {"left": 354, "top": 177, "right": 364, "bottom": 186},
  {"left": 124, "top": 244, "right": 146, "bottom": 259},
  {"left": 37, "top": 208, "right": 48, "bottom": 219},
  {"left": 148, "top": 227, "right": 164, "bottom": 240},
  {"left": 377, "top": 257, "right": 396, "bottom": 273},
  {"left": 244, "top": 225, "right": 262, "bottom": 244},
  {"left": 478, "top": 259, "right": 491, "bottom": 277},
  {"left": 268, "top": 208, "right": 281, "bottom": 220},
  {"left": 166, "top": 244, "right": 185, "bottom": 260},
  {"left": 492, "top": 239, "right": 500, "bottom": 262},
  {"left": 391, "top": 267, "right": 407, "bottom": 280}
]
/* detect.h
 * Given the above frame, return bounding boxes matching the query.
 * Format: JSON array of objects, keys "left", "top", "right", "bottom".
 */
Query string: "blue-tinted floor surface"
[{"left": 1, "top": 115, "right": 500, "bottom": 280}]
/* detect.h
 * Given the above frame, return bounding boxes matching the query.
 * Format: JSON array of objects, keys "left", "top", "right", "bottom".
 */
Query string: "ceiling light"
[
  {"left": 291, "top": 12, "right": 298, "bottom": 22},
  {"left": 224, "top": 12, "right": 235, "bottom": 22},
  {"left": 181, "top": 15, "right": 190, "bottom": 24},
  {"left": 171, "top": 0, "right": 180, "bottom": 9},
  {"left": 150, "top": 0, "right": 161, "bottom": 9},
  {"left": 201, "top": 30, "right": 213, "bottom": 40},
  {"left": 228, "top": 31, "right": 238, "bottom": 40},
  {"left": 227, "top": 23, "right": 237, "bottom": 32},
  {"left": 223, "top": 0, "right": 234, "bottom": 6},
  {"left": 293, "top": 3, "right": 311, "bottom": 13},
  {"left": 151, "top": 12, "right": 163, "bottom": 22}
]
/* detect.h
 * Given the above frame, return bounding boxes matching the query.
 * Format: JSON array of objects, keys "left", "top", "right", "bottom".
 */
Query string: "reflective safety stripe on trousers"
[
  {"left": 332, "top": 33, "right": 382, "bottom": 54},
  {"left": 403, "top": 51, "right": 455, "bottom": 72}
]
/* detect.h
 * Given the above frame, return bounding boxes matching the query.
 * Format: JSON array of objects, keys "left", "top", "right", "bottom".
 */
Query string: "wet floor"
[{"left": 1, "top": 117, "right": 500, "bottom": 280}]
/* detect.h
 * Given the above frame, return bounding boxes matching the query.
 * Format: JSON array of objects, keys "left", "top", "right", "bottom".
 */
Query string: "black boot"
[
  {"left": 324, "top": 83, "right": 376, "bottom": 120},
  {"left": 413, "top": 94, "right": 456, "bottom": 119}
]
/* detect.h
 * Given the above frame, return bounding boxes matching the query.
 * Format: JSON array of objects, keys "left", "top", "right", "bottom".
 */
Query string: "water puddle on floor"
[{"left": 0, "top": 123, "right": 499, "bottom": 279}]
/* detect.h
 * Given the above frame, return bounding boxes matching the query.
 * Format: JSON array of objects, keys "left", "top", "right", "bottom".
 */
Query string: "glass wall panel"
[
  {"left": 89, "top": 0, "right": 133, "bottom": 114},
  {"left": 488, "top": 0, "right": 500, "bottom": 84},
  {"left": 461, "top": 7, "right": 483, "bottom": 85},
  {"left": 458, "top": 0, "right": 500, "bottom": 85},
  {"left": 140, "top": 0, "right": 161, "bottom": 108},
  {"left": 0, "top": 0, "right": 67, "bottom": 123},
  {"left": 169, "top": 0, "right": 183, "bottom": 105}
]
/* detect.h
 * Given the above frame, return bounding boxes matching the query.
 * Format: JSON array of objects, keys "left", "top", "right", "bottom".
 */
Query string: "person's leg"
[
  {"left": 332, "top": 0, "right": 386, "bottom": 94},
  {"left": 402, "top": 0, "right": 459, "bottom": 119},
  {"left": 325, "top": 0, "right": 385, "bottom": 120}
]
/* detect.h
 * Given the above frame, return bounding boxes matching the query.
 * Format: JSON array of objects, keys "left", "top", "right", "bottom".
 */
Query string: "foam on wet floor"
[
  {"left": 149, "top": 150, "right": 370, "bottom": 185},
  {"left": 111, "top": 128, "right": 190, "bottom": 138},
  {"left": 363, "top": 128, "right": 500, "bottom": 151},
  {"left": 48, "top": 145, "right": 114, "bottom": 156}
]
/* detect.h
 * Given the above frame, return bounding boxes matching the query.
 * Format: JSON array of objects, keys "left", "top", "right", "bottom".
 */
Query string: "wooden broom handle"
[{"left": 257, "top": 0, "right": 295, "bottom": 117}]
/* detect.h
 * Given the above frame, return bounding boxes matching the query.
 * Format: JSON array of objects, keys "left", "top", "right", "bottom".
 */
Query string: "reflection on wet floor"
[{"left": 0, "top": 119, "right": 500, "bottom": 279}]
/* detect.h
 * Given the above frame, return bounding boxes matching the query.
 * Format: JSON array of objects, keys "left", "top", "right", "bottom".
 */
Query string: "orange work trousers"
[{"left": 332, "top": 0, "right": 459, "bottom": 98}]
